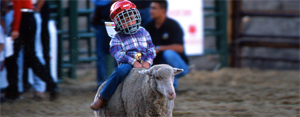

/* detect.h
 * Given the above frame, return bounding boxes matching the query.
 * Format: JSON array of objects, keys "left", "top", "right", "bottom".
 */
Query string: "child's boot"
[{"left": 90, "top": 96, "right": 105, "bottom": 110}]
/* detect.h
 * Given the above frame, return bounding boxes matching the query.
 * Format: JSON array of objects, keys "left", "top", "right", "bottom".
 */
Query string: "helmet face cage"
[{"left": 113, "top": 8, "right": 141, "bottom": 34}]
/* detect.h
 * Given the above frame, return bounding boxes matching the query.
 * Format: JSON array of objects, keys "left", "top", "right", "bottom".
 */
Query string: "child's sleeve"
[
  {"left": 145, "top": 32, "right": 156, "bottom": 65},
  {"left": 109, "top": 37, "right": 137, "bottom": 65}
]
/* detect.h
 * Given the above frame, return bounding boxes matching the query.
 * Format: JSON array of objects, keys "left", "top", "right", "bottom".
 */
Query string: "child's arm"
[
  {"left": 144, "top": 32, "right": 156, "bottom": 66},
  {"left": 110, "top": 37, "right": 137, "bottom": 65}
]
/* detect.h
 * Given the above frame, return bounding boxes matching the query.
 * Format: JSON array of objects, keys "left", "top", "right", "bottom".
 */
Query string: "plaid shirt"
[{"left": 110, "top": 27, "right": 156, "bottom": 66}]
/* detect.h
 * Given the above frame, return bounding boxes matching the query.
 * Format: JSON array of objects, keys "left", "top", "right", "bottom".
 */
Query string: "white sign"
[
  {"left": 5, "top": 37, "right": 14, "bottom": 57},
  {"left": 105, "top": 22, "right": 117, "bottom": 37},
  {"left": 167, "top": 0, "right": 204, "bottom": 56}
]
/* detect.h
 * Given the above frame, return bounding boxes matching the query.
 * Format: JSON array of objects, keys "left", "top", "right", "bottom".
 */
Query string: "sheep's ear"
[
  {"left": 139, "top": 69, "right": 151, "bottom": 75},
  {"left": 173, "top": 68, "right": 184, "bottom": 75}
]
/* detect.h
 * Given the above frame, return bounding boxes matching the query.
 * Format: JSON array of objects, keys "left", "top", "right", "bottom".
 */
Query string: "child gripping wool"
[{"left": 90, "top": 0, "right": 156, "bottom": 110}]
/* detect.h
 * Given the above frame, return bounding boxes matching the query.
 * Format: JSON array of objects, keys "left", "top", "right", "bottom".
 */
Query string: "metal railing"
[
  {"left": 49, "top": 0, "right": 94, "bottom": 81},
  {"left": 203, "top": 1, "right": 229, "bottom": 68},
  {"left": 229, "top": 1, "right": 300, "bottom": 68}
]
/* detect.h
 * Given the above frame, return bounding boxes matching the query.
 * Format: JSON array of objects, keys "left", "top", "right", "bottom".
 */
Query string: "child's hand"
[
  {"left": 133, "top": 61, "right": 143, "bottom": 68},
  {"left": 142, "top": 62, "right": 150, "bottom": 68}
]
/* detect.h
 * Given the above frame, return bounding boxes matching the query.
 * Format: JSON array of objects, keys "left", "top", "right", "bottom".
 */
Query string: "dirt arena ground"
[{"left": 1, "top": 68, "right": 299, "bottom": 117}]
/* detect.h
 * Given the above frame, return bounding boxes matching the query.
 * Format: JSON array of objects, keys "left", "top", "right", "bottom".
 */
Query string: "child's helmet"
[{"left": 110, "top": 0, "right": 141, "bottom": 34}]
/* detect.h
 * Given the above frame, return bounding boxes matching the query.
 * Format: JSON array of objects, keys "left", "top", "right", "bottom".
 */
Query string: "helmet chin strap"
[
  {"left": 129, "top": 26, "right": 138, "bottom": 33},
  {"left": 122, "top": 25, "right": 139, "bottom": 34}
]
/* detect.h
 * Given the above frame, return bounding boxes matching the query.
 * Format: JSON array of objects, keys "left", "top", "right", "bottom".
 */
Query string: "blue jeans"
[
  {"left": 161, "top": 50, "right": 189, "bottom": 89},
  {"left": 0, "top": 62, "right": 8, "bottom": 90},
  {"left": 100, "top": 64, "right": 133, "bottom": 100},
  {"left": 92, "top": 24, "right": 112, "bottom": 85}
]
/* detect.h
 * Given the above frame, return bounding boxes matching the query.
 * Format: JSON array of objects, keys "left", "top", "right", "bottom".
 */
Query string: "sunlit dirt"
[{"left": 1, "top": 68, "right": 299, "bottom": 116}]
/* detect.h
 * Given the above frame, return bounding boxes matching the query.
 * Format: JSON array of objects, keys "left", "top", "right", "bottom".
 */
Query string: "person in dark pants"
[
  {"left": 145, "top": 0, "right": 189, "bottom": 90},
  {"left": 22, "top": 0, "right": 51, "bottom": 94},
  {"left": 40, "top": 1, "right": 50, "bottom": 70},
  {"left": 5, "top": 0, "right": 58, "bottom": 101}
]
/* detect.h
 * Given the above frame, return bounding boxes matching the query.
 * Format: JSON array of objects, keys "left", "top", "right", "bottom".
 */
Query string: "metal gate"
[
  {"left": 49, "top": 0, "right": 95, "bottom": 81},
  {"left": 204, "top": 1, "right": 228, "bottom": 69}
]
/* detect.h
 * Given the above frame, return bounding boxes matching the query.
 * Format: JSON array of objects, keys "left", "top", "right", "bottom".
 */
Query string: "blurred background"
[
  {"left": 1, "top": 0, "right": 299, "bottom": 116},
  {"left": 49, "top": 0, "right": 299, "bottom": 80}
]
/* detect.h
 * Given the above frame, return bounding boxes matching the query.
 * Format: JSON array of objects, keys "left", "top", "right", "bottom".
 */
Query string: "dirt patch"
[
  {"left": 174, "top": 68, "right": 299, "bottom": 116},
  {"left": 1, "top": 68, "right": 299, "bottom": 117}
]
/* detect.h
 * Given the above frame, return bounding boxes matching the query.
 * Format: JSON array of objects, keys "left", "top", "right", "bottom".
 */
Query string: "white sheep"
[{"left": 93, "top": 64, "right": 183, "bottom": 117}]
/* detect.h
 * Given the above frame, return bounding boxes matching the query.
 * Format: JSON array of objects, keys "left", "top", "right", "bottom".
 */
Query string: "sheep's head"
[{"left": 139, "top": 64, "right": 183, "bottom": 100}]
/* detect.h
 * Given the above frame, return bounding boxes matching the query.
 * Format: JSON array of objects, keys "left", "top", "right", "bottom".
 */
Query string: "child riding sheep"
[{"left": 90, "top": 0, "right": 156, "bottom": 110}]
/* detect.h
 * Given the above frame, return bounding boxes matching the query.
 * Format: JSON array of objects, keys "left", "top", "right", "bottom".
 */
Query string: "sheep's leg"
[{"left": 93, "top": 82, "right": 106, "bottom": 117}]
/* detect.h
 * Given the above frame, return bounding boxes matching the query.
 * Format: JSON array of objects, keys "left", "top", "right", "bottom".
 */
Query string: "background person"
[
  {"left": 0, "top": 10, "right": 7, "bottom": 102},
  {"left": 5, "top": 0, "right": 58, "bottom": 101},
  {"left": 90, "top": 0, "right": 116, "bottom": 88},
  {"left": 2, "top": 0, "right": 53, "bottom": 100},
  {"left": 131, "top": 0, "right": 152, "bottom": 27},
  {"left": 145, "top": 0, "right": 189, "bottom": 90},
  {"left": 22, "top": 0, "right": 51, "bottom": 100}
]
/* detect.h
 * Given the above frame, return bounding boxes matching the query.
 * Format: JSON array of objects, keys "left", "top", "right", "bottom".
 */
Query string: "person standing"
[
  {"left": 22, "top": 0, "right": 52, "bottom": 100},
  {"left": 0, "top": 10, "right": 7, "bottom": 102},
  {"left": 5, "top": 0, "right": 58, "bottom": 101},
  {"left": 90, "top": 0, "right": 116, "bottom": 87},
  {"left": 38, "top": 0, "right": 50, "bottom": 71},
  {"left": 145, "top": 0, "right": 189, "bottom": 90}
]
